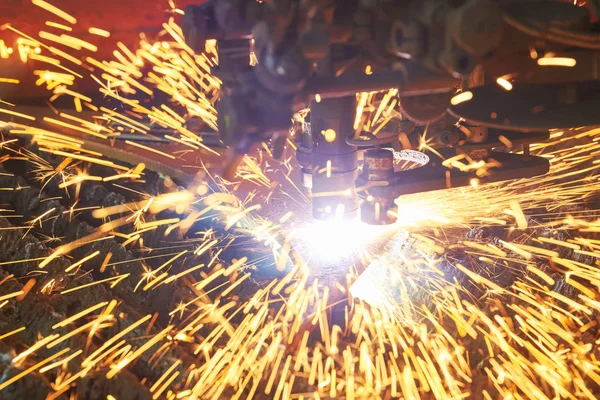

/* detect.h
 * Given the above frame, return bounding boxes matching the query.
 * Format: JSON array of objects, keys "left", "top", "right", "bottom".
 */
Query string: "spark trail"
[{"left": 0, "top": 1, "right": 600, "bottom": 399}]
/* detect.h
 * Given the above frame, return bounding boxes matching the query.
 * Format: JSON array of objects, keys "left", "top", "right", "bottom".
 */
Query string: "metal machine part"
[
  {"left": 182, "top": 0, "right": 263, "bottom": 51},
  {"left": 357, "top": 148, "right": 550, "bottom": 224},
  {"left": 180, "top": 0, "right": 470, "bottom": 162},
  {"left": 449, "top": 81, "right": 600, "bottom": 131},
  {"left": 179, "top": 0, "right": 600, "bottom": 224},
  {"left": 391, "top": 0, "right": 504, "bottom": 77},
  {"left": 298, "top": 97, "right": 360, "bottom": 220},
  {"left": 360, "top": 149, "right": 397, "bottom": 225}
]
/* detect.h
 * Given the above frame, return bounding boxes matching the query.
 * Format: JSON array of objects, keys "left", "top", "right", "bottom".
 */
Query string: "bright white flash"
[{"left": 293, "top": 218, "right": 393, "bottom": 262}]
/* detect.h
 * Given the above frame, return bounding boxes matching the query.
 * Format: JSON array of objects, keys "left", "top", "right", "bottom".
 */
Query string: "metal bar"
[{"left": 305, "top": 63, "right": 457, "bottom": 100}]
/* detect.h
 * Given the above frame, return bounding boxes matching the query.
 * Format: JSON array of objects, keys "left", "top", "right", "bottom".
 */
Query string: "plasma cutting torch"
[{"left": 181, "top": 0, "right": 600, "bottom": 224}]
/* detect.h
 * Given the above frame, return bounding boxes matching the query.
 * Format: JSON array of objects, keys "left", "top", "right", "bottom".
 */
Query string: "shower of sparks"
[{"left": 0, "top": 1, "right": 599, "bottom": 400}]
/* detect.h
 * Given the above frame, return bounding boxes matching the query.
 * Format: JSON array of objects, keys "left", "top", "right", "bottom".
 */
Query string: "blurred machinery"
[
  {"left": 0, "top": 0, "right": 202, "bottom": 99},
  {"left": 180, "top": 0, "right": 600, "bottom": 224}
]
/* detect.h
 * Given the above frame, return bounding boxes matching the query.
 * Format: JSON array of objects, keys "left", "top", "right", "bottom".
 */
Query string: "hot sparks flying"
[{"left": 1, "top": 1, "right": 600, "bottom": 400}]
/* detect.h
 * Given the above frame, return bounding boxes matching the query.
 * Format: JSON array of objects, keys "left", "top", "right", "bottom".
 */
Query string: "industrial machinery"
[{"left": 181, "top": 0, "right": 599, "bottom": 224}]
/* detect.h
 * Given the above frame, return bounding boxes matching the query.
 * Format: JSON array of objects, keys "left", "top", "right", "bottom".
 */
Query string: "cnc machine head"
[{"left": 183, "top": 0, "right": 600, "bottom": 224}]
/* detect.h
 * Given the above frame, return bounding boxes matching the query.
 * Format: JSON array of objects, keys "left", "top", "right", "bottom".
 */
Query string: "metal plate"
[{"left": 392, "top": 151, "right": 550, "bottom": 197}]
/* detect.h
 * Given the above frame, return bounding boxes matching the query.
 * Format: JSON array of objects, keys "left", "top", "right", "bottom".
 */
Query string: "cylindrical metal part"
[
  {"left": 364, "top": 149, "right": 394, "bottom": 180},
  {"left": 360, "top": 148, "right": 397, "bottom": 225},
  {"left": 310, "top": 96, "right": 359, "bottom": 220}
]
